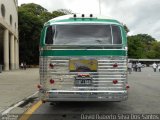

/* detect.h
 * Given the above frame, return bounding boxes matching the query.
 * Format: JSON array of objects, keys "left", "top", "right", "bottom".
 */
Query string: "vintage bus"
[{"left": 38, "top": 14, "right": 129, "bottom": 102}]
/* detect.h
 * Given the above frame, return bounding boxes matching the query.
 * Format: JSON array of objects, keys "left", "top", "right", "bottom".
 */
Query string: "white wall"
[{"left": 0, "top": 0, "right": 18, "bottom": 38}]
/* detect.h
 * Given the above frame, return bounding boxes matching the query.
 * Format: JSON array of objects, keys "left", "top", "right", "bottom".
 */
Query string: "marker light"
[
  {"left": 49, "top": 63, "right": 54, "bottom": 69},
  {"left": 113, "top": 63, "right": 118, "bottom": 68},
  {"left": 126, "top": 84, "right": 130, "bottom": 89},
  {"left": 50, "top": 79, "right": 55, "bottom": 84},
  {"left": 37, "top": 84, "right": 42, "bottom": 89},
  {"left": 113, "top": 80, "right": 118, "bottom": 84}
]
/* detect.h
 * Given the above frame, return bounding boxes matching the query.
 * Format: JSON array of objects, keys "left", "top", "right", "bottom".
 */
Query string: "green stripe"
[{"left": 40, "top": 50, "right": 127, "bottom": 56}]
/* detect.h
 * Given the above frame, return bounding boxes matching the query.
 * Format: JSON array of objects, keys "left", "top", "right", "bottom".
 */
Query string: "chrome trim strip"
[
  {"left": 48, "top": 90, "right": 127, "bottom": 93},
  {"left": 50, "top": 22, "right": 121, "bottom": 25}
]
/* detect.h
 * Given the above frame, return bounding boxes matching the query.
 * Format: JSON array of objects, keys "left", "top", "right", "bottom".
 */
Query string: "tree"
[
  {"left": 146, "top": 41, "right": 160, "bottom": 59},
  {"left": 18, "top": 3, "right": 69, "bottom": 65},
  {"left": 57, "top": 9, "right": 72, "bottom": 14},
  {"left": 127, "top": 34, "right": 157, "bottom": 59},
  {"left": 18, "top": 5, "right": 43, "bottom": 64},
  {"left": 128, "top": 36, "right": 146, "bottom": 58},
  {"left": 19, "top": 3, "right": 47, "bottom": 16},
  {"left": 123, "top": 24, "right": 129, "bottom": 34}
]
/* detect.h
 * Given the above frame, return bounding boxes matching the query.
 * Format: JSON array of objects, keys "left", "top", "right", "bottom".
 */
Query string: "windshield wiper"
[{"left": 96, "top": 40, "right": 103, "bottom": 44}]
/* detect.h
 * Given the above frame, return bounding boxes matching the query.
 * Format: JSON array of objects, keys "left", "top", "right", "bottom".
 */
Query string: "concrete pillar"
[
  {"left": 17, "top": 39, "right": 19, "bottom": 69},
  {"left": 3, "top": 29, "right": 9, "bottom": 71},
  {"left": 10, "top": 34, "right": 15, "bottom": 70},
  {"left": 14, "top": 38, "right": 17, "bottom": 69},
  {"left": 14, "top": 38, "right": 19, "bottom": 69}
]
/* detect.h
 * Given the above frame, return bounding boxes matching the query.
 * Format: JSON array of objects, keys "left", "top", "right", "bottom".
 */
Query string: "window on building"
[
  {"left": 10, "top": 15, "right": 12, "bottom": 25},
  {"left": 1, "top": 4, "right": 5, "bottom": 17},
  {"left": 15, "top": 23, "right": 16, "bottom": 29}
]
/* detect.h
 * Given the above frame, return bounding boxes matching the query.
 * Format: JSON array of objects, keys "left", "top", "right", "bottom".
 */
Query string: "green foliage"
[
  {"left": 19, "top": 3, "right": 47, "bottom": 16},
  {"left": 128, "top": 36, "right": 145, "bottom": 58},
  {"left": 122, "top": 24, "right": 129, "bottom": 34},
  {"left": 146, "top": 41, "right": 160, "bottom": 59},
  {"left": 52, "top": 11, "right": 65, "bottom": 17},
  {"left": 18, "top": 3, "right": 69, "bottom": 65},
  {"left": 57, "top": 9, "right": 72, "bottom": 14},
  {"left": 127, "top": 34, "right": 160, "bottom": 59},
  {"left": 39, "top": 12, "right": 53, "bottom": 22}
]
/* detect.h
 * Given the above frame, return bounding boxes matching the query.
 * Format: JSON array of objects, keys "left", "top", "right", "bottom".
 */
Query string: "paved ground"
[
  {"left": 0, "top": 68, "right": 39, "bottom": 114},
  {"left": 28, "top": 67, "right": 160, "bottom": 120}
]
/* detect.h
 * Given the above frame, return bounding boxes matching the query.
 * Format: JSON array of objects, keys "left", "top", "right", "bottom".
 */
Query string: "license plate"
[{"left": 74, "top": 76, "right": 92, "bottom": 86}]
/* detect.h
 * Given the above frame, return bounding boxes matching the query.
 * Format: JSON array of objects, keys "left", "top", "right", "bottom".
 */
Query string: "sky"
[{"left": 18, "top": 0, "right": 160, "bottom": 40}]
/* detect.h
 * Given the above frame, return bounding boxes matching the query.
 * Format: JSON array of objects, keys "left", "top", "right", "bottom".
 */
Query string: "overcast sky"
[{"left": 18, "top": 0, "right": 160, "bottom": 40}]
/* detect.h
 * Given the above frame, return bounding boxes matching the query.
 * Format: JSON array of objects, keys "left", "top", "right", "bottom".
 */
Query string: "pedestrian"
[
  {"left": 128, "top": 62, "right": 132, "bottom": 74},
  {"left": 132, "top": 63, "right": 136, "bottom": 72},
  {"left": 20, "top": 62, "right": 23, "bottom": 69},
  {"left": 24, "top": 62, "right": 27, "bottom": 70},
  {"left": 137, "top": 62, "right": 142, "bottom": 72},
  {"left": 135, "top": 62, "right": 138, "bottom": 72},
  {"left": 152, "top": 62, "right": 157, "bottom": 72},
  {"left": 158, "top": 63, "right": 160, "bottom": 72}
]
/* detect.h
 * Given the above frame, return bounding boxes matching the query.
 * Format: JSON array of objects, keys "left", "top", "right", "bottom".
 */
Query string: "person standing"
[
  {"left": 20, "top": 62, "right": 24, "bottom": 69},
  {"left": 152, "top": 62, "right": 157, "bottom": 72},
  {"left": 24, "top": 62, "right": 27, "bottom": 70},
  {"left": 137, "top": 62, "right": 142, "bottom": 72},
  {"left": 158, "top": 63, "right": 160, "bottom": 72},
  {"left": 135, "top": 62, "right": 138, "bottom": 72},
  {"left": 132, "top": 63, "right": 136, "bottom": 72},
  {"left": 128, "top": 62, "right": 132, "bottom": 74}
]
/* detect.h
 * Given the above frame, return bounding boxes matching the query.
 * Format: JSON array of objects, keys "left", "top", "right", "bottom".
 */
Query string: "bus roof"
[{"left": 44, "top": 14, "right": 122, "bottom": 26}]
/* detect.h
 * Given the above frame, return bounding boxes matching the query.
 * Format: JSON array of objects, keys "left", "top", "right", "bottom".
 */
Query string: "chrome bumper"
[{"left": 40, "top": 90, "right": 128, "bottom": 102}]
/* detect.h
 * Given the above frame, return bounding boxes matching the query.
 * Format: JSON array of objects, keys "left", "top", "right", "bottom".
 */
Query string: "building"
[
  {"left": 0, "top": 0, "right": 19, "bottom": 70},
  {"left": 128, "top": 59, "right": 160, "bottom": 67}
]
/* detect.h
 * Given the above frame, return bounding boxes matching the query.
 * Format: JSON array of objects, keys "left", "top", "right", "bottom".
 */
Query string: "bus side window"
[
  {"left": 45, "top": 26, "right": 54, "bottom": 44},
  {"left": 112, "top": 26, "right": 122, "bottom": 44}
]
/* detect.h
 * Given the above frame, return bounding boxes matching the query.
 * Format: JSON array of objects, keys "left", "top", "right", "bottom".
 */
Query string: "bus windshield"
[{"left": 45, "top": 24, "right": 122, "bottom": 45}]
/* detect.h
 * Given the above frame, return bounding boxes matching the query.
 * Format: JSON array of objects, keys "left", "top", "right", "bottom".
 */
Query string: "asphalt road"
[{"left": 28, "top": 67, "right": 160, "bottom": 120}]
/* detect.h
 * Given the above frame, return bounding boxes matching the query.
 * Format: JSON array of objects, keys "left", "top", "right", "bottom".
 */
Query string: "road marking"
[
  {"left": 1, "top": 101, "right": 24, "bottom": 115},
  {"left": 19, "top": 100, "right": 42, "bottom": 120},
  {"left": 26, "top": 91, "right": 39, "bottom": 100},
  {"left": 1, "top": 91, "right": 38, "bottom": 116}
]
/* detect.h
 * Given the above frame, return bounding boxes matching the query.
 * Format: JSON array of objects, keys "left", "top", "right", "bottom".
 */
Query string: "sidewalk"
[{"left": 0, "top": 68, "right": 39, "bottom": 113}]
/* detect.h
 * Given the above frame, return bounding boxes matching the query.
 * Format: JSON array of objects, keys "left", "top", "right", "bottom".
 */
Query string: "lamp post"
[{"left": 99, "top": 0, "right": 101, "bottom": 15}]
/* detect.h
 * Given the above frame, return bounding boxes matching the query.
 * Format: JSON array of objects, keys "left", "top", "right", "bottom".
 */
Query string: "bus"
[{"left": 38, "top": 14, "right": 129, "bottom": 102}]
